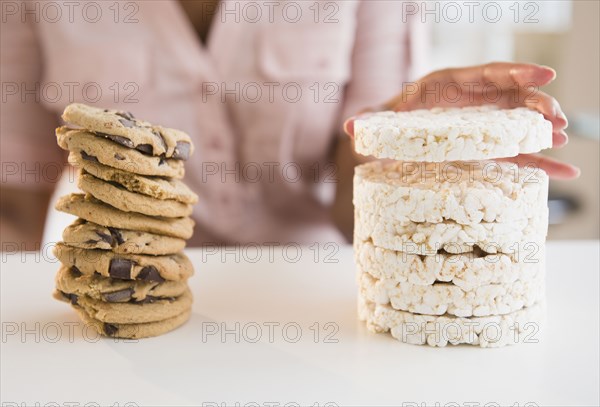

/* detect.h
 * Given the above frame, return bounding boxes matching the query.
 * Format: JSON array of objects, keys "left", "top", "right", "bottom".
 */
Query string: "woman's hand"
[{"left": 343, "top": 62, "right": 580, "bottom": 179}]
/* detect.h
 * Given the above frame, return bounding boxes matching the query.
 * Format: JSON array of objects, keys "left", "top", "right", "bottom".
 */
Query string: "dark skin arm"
[{"left": 0, "top": 188, "right": 52, "bottom": 251}]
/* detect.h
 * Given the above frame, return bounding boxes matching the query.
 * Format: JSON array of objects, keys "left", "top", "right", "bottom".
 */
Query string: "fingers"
[
  {"left": 391, "top": 86, "right": 568, "bottom": 134},
  {"left": 522, "top": 90, "right": 561, "bottom": 127},
  {"left": 346, "top": 63, "right": 568, "bottom": 145},
  {"left": 343, "top": 109, "right": 377, "bottom": 138},
  {"left": 533, "top": 155, "right": 580, "bottom": 180},
  {"left": 499, "top": 154, "right": 580, "bottom": 180},
  {"left": 505, "top": 89, "right": 568, "bottom": 132},
  {"left": 395, "top": 62, "right": 556, "bottom": 109},
  {"left": 385, "top": 63, "right": 559, "bottom": 111},
  {"left": 450, "top": 62, "right": 556, "bottom": 90},
  {"left": 553, "top": 130, "right": 569, "bottom": 148}
]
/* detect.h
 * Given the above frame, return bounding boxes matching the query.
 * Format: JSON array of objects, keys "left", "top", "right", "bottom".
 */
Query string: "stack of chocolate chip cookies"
[
  {"left": 53, "top": 103, "right": 198, "bottom": 339},
  {"left": 353, "top": 106, "right": 553, "bottom": 347}
]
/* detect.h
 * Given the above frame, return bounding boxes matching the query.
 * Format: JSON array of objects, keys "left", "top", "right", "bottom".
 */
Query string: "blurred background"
[{"left": 1, "top": 0, "right": 598, "bottom": 250}]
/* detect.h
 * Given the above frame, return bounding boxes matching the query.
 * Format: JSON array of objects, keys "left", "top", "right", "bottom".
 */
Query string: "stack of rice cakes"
[{"left": 353, "top": 106, "right": 552, "bottom": 347}]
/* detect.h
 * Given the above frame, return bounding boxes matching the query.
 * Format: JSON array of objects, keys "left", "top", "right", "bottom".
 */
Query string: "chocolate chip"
[
  {"left": 115, "top": 111, "right": 135, "bottom": 120},
  {"left": 108, "top": 134, "right": 134, "bottom": 148},
  {"left": 114, "top": 153, "right": 125, "bottom": 160},
  {"left": 172, "top": 141, "right": 190, "bottom": 160},
  {"left": 118, "top": 118, "right": 136, "bottom": 128},
  {"left": 135, "top": 144, "right": 153, "bottom": 155},
  {"left": 103, "top": 288, "right": 134, "bottom": 303},
  {"left": 60, "top": 291, "right": 78, "bottom": 305},
  {"left": 96, "top": 131, "right": 135, "bottom": 148},
  {"left": 95, "top": 231, "right": 113, "bottom": 245},
  {"left": 136, "top": 266, "right": 164, "bottom": 283},
  {"left": 115, "top": 111, "right": 137, "bottom": 128},
  {"left": 70, "top": 266, "right": 82, "bottom": 277},
  {"left": 152, "top": 130, "right": 168, "bottom": 151},
  {"left": 103, "top": 323, "right": 118, "bottom": 336},
  {"left": 108, "top": 227, "right": 124, "bottom": 245},
  {"left": 109, "top": 258, "right": 134, "bottom": 279},
  {"left": 135, "top": 295, "right": 175, "bottom": 304},
  {"left": 80, "top": 151, "right": 99, "bottom": 163}
]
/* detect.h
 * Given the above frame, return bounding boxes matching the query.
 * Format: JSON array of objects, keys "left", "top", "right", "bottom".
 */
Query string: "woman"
[{"left": 0, "top": 0, "right": 578, "bottom": 247}]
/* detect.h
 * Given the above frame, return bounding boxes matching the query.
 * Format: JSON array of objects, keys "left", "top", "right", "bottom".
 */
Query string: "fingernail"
[
  {"left": 559, "top": 111, "right": 569, "bottom": 128},
  {"left": 344, "top": 118, "right": 354, "bottom": 137},
  {"left": 563, "top": 164, "right": 581, "bottom": 179},
  {"left": 554, "top": 130, "right": 568, "bottom": 148},
  {"left": 541, "top": 65, "right": 557, "bottom": 80}
]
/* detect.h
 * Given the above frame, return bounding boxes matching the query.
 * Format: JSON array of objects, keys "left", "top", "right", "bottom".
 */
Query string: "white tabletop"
[{"left": 2, "top": 241, "right": 599, "bottom": 406}]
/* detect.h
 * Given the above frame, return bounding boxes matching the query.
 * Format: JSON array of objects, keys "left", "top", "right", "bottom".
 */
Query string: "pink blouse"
[{"left": 1, "top": 0, "right": 427, "bottom": 244}]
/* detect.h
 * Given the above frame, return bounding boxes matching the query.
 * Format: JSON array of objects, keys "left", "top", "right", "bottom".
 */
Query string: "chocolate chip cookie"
[
  {"left": 54, "top": 243, "right": 194, "bottom": 282},
  {"left": 62, "top": 219, "right": 186, "bottom": 255},
  {"left": 70, "top": 155, "right": 198, "bottom": 204},
  {"left": 54, "top": 287, "right": 193, "bottom": 324},
  {"left": 54, "top": 103, "right": 197, "bottom": 339},
  {"left": 57, "top": 127, "right": 185, "bottom": 178},
  {"left": 62, "top": 103, "right": 193, "bottom": 159},
  {"left": 78, "top": 171, "right": 194, "bottom": 218},
  {"left": 55, "top": 194, "right": 194, "bottom": 240},
  {"left": 73, "top": 305, "right": 191, "bottom": 339},
  {"left": 55, "top": 265, "right": 188, "bottom": 303}
]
